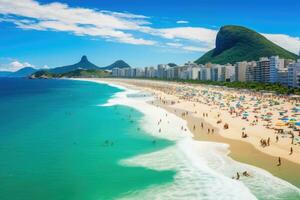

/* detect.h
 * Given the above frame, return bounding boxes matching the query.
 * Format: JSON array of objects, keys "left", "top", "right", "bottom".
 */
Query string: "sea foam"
[{"left": 76, "top": 79, "right": 300, "bottom": 200}]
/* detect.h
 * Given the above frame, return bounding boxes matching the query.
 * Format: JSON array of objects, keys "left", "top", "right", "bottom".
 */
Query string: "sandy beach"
[{"left": 94, "top": 78, "right": 300, "bottom": 188}]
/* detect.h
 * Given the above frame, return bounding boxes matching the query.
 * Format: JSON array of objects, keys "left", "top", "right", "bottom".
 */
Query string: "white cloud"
[
  {"left": 1, "top": 60, "right": 35, "bottom": 72},
  {"left": 166, "top": 42, "right": 183, "bottom": 47},
  {"left": 0, "top": 0, "right": 155, "bottom": 45},
  {"left": 263, "top": 34, "right": 300, "bottom": 55},
  {"left": 176, "top": 20, "right": 189, "bottom": 24},
  {"left": 182, "top": 46, "right": 211, "bottom": 52},
  {"left": 0, "top": 0, "right": 299, "bottom": 54}
]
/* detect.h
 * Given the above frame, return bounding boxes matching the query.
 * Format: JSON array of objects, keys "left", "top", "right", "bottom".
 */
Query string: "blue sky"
[{"left": 0, "top": 0, "right": 300, "bottom": 71}]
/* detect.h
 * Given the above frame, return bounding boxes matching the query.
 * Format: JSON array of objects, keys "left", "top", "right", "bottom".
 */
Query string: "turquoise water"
[{"left": 0, "top": 78, "right": 174, "bottom": 200}]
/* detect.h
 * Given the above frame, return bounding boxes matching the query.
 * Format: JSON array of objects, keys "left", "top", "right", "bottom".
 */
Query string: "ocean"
[{"left": 0, "top": 78, "right": 300, "bottom": 200}]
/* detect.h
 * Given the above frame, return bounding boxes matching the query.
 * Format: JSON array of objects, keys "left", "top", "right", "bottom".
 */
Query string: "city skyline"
[{"left": 0, "top": 0, "right": 300, "bottom": 71}]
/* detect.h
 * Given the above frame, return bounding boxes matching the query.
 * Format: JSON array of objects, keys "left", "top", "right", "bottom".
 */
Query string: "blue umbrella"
[{"left": 295, "top": 122, "right": 300, "bottom": 126}]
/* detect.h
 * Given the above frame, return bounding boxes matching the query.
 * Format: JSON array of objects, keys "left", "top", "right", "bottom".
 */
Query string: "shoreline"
[
  {"left": 71, "top": 78, "right": 300, "bottom": 199},
  {"left": 94, "top": 78, "right": 300, "bottom": 189},
  {"left": 163, "top": 103, "right": 300, "bottom": 188}
]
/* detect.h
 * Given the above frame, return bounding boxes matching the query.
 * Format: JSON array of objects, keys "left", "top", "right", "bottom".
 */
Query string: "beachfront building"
[
  {"left": 269, "top": 56, "right": 285, "bottom": 83},
  {"left": 135, "top": 68, "right": 145, "bottom": 77},
  {"left": 178, "top": 66, "right": 189, "bottom": 79},
  {"left": 235, "top": 61, "right": 248, "bottom": 82},
  {"left": 259, "top": 57, "right": 271, "bottom": 83},
  {"left": 112, "top": 68, "right": 119, "bottom": 77},
  {"left": 199, "top": 67, "right": 211, "bottom": 81},
  {"left": 245, "top": 61, "right": 257, "bottom": 82},
  {"left": 278, "top": 68, "right": 289, "bottom": 86},
  {"left": 157, "top": 64, "right": 168, "bottom": 78},
  {"left": 288, "top": 60, "right": 300, "bottom": 88},
  {"left": 211, "top": 65, "right": 223, "bottom": 81},
  {"left": 110, "top": 55, "right": 300, "bottom": 87},
  {"left": 221, "top": 65, "right": 235, "bottom": 82},
  {"left": 145, "top": 67, "right": 157, "bottom": 78},
  {"left": 187, "top": 66, "right": 201, "bottom": 80}
]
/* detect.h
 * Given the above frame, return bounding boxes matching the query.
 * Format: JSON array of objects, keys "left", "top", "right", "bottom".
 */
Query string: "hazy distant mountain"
[
  {"left": 50, "top": 56, "right": 100, "bottom": 74},
  {"left": 30, "top": 56, "right": 130, "bottom": 78},
  {"left": 10, "top": 67, "right": 38, "bottom": 77},
  {"left": 0, "top": 67, "right": 37, "bottom": 77},
  {"left": 195, "top": 25, "right": 298, "bottom": 64},
  {"left": 0, "top": 71, "right": 12, "bottom": 77},
  {"left": 101, "top": 60, "right": 131, "bottom": 70}
]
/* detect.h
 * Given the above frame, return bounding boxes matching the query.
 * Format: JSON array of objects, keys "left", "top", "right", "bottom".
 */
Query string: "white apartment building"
[
  {"left": 199, "top": 67, "right": 211, "bottom": 81},
  {"left": 235, "top": 61, "right": 248, "bottom": 82},
  {"left": 211, "top": 65, "right": 223, "bottom": 81},
  {"left": 187, "top": 67, "right": 200, "bottom": 80}
]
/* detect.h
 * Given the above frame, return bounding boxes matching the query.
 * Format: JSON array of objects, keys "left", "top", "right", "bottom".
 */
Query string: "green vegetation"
[
  {"left": 30, "top": 69, "right": 111, "bottom": 79},
  {"left": 60, "top": 69, "right": 111, "bottom": 78},
  {"left": 196, "top": 25, "right": 298, "bottom": 65}
]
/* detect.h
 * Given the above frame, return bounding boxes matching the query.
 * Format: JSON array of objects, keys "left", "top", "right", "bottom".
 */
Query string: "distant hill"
[
  {"left": 101, "top": 60, "right": 131, "bottom": 70},
  {"left": 0, "top": 71, "right": 12, "bottom": 77},
  {"left": 10, "top": 67, "right": 38, "bottom": 77},
  {"left": 0, "top": 67, "right": 37, "bottom": 77},
  {"left": 29, "top": 56, "right": 130, "bottom": 78},
  {"left": 195, "top": 25, "right": 298, "bottom": 65},
  {"left": 50, "top": 56, "right": 100, "bottom": 74}
]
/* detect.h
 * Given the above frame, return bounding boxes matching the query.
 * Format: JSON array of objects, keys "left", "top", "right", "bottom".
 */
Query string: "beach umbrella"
[
  {"left": 295, "top": 122, "right": 300, "bottom": 126},
  {"left": 275, "top": 122, "right": 286, "bottom": 127},
  {"left": 290, "top": 118, "right": 297, "bottom": 122}
]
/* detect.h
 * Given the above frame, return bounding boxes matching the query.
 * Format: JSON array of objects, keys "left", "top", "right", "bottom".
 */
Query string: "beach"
[{"left": 86, "top": 78, "right": 300, "bottom": 189}]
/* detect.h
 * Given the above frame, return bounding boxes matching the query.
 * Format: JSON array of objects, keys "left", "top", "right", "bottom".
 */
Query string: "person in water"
[
  {"left": 242, "top": 171, "right": 250, "bottom": 177},
  {"left": 236, "top": 172, "right": 240, "bottom": 180}
]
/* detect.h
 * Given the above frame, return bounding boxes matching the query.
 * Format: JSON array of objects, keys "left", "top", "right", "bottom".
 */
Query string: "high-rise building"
[
  {"left": 235, "top": 61, "right": 248, "bottom": 82},
  {"left": 269, "top": 56, "right": 284, "bottom": 83},
  {"left": 245, "top": 61, "right": 256, "bottom": 82},
  {"left": 199, "top": 67, "right": 211, "bottom": 81},
  {"left": 288, "top": 61, "right": 300, "bottom": 88}
]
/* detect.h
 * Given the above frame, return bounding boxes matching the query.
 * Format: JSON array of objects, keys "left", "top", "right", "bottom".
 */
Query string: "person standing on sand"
[
  {"left": 277, "top": 157, "right": 281, "bottom": 166},
  {"left": 267, "top": 137, "right": 270, "bottom": 146},
  {"left": 208, "top": 128, "right": 210, "bottom": 134},
  {"left": 276, "top": 135, "right": 279, "bottom": 143},
  {"left": 290, "top": 147, "right": 293, "bottom": 155}
]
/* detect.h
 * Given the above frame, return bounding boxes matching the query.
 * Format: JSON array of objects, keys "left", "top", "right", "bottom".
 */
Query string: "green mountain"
[
  {"left": 101, "top": 60, "right": 131, "bottom": 70},
  {"left": 50, "top": 56, "right": 100, "bottom": 74},
  {"left": 195, "top": 25, "right": 298, "bottom": 65},
  {"left": 30, "top": 69, "right": 110, "bottom": 79}
]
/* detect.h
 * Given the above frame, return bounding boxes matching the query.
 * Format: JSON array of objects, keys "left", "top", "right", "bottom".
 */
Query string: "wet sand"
[{"left": 161, "top": 103, "right": 300, "bottom": 188}]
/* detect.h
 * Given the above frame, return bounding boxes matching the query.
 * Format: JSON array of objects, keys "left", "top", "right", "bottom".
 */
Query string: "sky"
[{"left": 0, "top": 0, "right": 300, "bottom": 71}]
